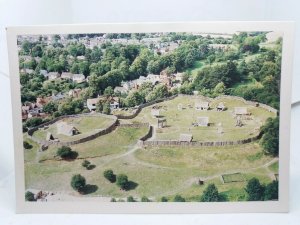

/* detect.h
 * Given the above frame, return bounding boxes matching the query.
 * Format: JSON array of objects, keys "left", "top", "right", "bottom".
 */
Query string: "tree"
[
  {"left": 25, "top": 191, "right": 35, "bottom": 201},
  {"left": 260, "top": 117, "right": 279, "bottom": 156},
  {"left": 213, "top": 82, "right": 226, "bottom": 96},
  {"left": 25, "top": 117, "right": 43, "bottom": 128},
  {"left": 82, "top": 160, "right": 91, "bottom": 169},
  {"left": 110, "top": 198, "right": 116, "bottom": 202},
  {"left": 23, "top": 141, "right": 33, "bottom": 149},
  {"left": 264, "top": 180, "right": 278, "bottom": 200},
  {"left": 141, "top": 196, "right": 150, "bottom": 202},
  {"left": 126, "top": 91, "right": 144, "bottom": 107},
  {"left": 127, "top": 196, "right": 135, "bottom": 202},
  {"left": 116, "top": 174, "right": 129, "bottom": 190},
  {"left": 102, "top": 102, "right": 111, "bottom": 115},
  {"left": 43, "top": 101, "right": 58, "bottom": 114},
  {"left": 71, "top": 174, "right": 86, "bottom": 192},
  {"left": 146, "top": 84, "right": 169, "bottom": 102},
  {"left": 103, "top": 86, "right": 114, "bottom": 97},
  {"left": 103, "top": 169, "right": 116, "bottom": 183},
  {"left": 56, "top": 146, "right": 73, "bottom": 159},
  {"left": 200, "top": 184, "right": 220, "bottom": 202},
  {"left": 245, "top": 178, "right": 265, "bottom": 201},
  {"left": 173, "top": 195, "right": 185, "bottom": 202}
]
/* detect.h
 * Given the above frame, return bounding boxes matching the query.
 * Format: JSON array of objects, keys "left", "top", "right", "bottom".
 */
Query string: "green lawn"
[
  {"left": 185, "top": 60, "right": 206, "bottom": 78},
  {"left": 33, "top": 116, "right": 115, "bottom": 142},
  {"left": 268, "top": 161, "right": 279, "bottom": 173},
  {"left": 37, "top": 126, "right": 148, "bottom": 161},
  {"left": 126, "top": 95, "right": 275, "bottom": 141},
  {"left": 222, "top": 173, "right": 245, "bottom": 183}
]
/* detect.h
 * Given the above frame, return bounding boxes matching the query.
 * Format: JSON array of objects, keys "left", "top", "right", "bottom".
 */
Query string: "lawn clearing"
[
  {"left": 33, "top": 115, "right": 115, "bottom": 142},
  {"left": 127, "top": 95, "right": 275, "bottom": 141}
]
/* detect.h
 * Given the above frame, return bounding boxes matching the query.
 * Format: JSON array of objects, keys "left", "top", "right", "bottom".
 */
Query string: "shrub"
[
  {"left": 110, "top": 198, "right": 116, "bottom": 202},
  {"left": 82, "top": 160, "right": 91, "bottom": 169},
  {"left": 23, "top": 141, "right": 33, "bottom": 149},
  {"left": 25, "top": 191, "right": 35, "bottom": 201},
  {"left": 200, "top": 184, "right": 220, "bottom": 202},
  {"left": 103, "top": 169, "right": 116, "bottom": 183},
  {"left": 71, "top": 174, "right": 86, "bottom": 192},
  {"left": 116, "top": 174, "right": 129, "bottom": 190},
  {"left": 141, "top": 196, "right": 150, "bottom": 202},
  {"left": 264, "top": 180, "right": 278, "bottom": 200},
  {"left": 127, "top": 196, "right": 135, "bottom": 202},
  {"left": 161, "top": 196, "right": 168, "bottom": 202},
  {"left": 173, "top": 195, "right": 185, "bottom": 202},
  {"left": 57, "top": 146, "right": 73, "bottom": 159}
]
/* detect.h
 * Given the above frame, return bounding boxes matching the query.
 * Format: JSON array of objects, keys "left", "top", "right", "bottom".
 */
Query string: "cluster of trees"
[
  {"left": 103, "top": 169, "right": 134, "bottom": 191},
  {"left": 260, "top": 117, "right": 279, "bottom": 157},
  {"left": 246, "top": 178, "right": 278, "bottom": 201}
]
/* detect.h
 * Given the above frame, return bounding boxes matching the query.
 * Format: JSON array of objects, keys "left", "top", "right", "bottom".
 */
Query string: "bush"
[
  {"left": 71, "top": 174, "right": 86, "bottom": 192},
  {"left": 200, "top": 184, "right": 221, "bottom": 202},
  {"left": 260, "top": 117, "right": 279, "bottom": 157},
  {"left": 56, "top": 146, "right": 73, "bottom": 159},
  {"left": 116, "top": 174, "right": 129, "bottom": 190},
  {"left": 25, "top": 191, "right": 35, "bottom": 201},
  {"left": 141, "top": 196, "right": 150, "bottom": 202},
  {"left": 161, "top": 196, "right": 168, "bottom": 202},
  {"left": 110, "top": 198, "right": 116, "bottom": 202},
  {"left": 173, "top": 195, "right": 185, "bottom": 202},
  {"left": 103, "top": 169, "right": 116, "bottom": 183},
  {"left": 127, "top": 196, "right": 135, "bottom": 202},
  {"left": 23, "top": 141, "right": 33, "bottom": 149},
  {"left": 82, "top": 160, "right": 91, "bottom": 169}
]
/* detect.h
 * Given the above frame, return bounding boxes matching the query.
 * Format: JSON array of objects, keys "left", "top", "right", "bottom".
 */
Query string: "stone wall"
[{"left": 118, "top": 123, "right": 149, "bottom": 128}]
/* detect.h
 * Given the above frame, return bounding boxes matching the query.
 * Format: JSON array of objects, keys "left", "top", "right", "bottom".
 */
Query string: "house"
[
  {"left": 72, "top": 74, "right": 85, "bottom": 83},
  {"left": 234, "top": 107, "right": 249, "bottom": 115},
  {"left": 197, "top": 117, "right": 209, "bottom": 126},
  {"left": 57, "top": 122, "right": 79, "bottom": 136},
  {"left": 61, "top": 72, "right": 73, "bottom": 80},
  {"left": 36, "top": 97, "right": 49, "bottom": 108},
  {"left": 146, "top": 74, "right": 160, "bottom": 85},
  {"left": 217, "top": 102, "right": 225, "bottom": 111},
  {"left": 174, "top": 72, "right": 184, "bottom": 83},
  {"left": 39, "top": 70, "right": 48, "bottom": 78},
  {"left": 179, "top": 133, "right": 193, "bottom": 142},
  {"left": 195, "top": 102, "right": 210, "bottom": 111},
  {"left": 51, "top": 92, "right": 65, "bottom": 101},
  {"left": 87, "top": 98, "right": 99, "bottom": 111},
  {"left": 20, "top": 68, "right": 34, "bottom": 74},
  {"left": 87, "top": 96, "right": 120, "bottom": 111},
  {"left": 114, "top": 86, "right": 128, "bottom": 94},
  {"left": 68, "top": 89, "right": 82, "bottom": 98},
  {"left": 48, "top": 72, "right": 60, "bottom": 80},
  {"left": 159, "top": 70, "right": 172, "bottom": 87}
]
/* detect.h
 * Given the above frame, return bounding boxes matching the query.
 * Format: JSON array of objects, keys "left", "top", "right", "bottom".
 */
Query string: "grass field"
[
  {"left": 33, "top": 116, "right": 115, "bottom": 142},
  {"left": 24, "top": 95, "right": 278, "bottom": 202},
  {"left": 126, "top": 95, "right": 275, "bottom": 141}
]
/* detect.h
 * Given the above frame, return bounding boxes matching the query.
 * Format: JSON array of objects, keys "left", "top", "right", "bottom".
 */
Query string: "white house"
[
  {"left": 195, "top": 102, "right": 210, "bottom": 111},
  {"left": 197, "top": 117, "right": 209, "bottom": 126},
  {"left": 57, "top": 122, "right": 79, "bottom": 136},
  {"left": 72, "top": 74, "right": 85, "bottom": 83},
  {"left": 87, "top": 98, "right": 99, "bottom": 111},
  {"left": 234, "top": 107, "right": 249, "bottom": 115},
  {"left": 61, "top": 72, "right": 73, "bottom": 80},
  {"left": 48, "top": 72, "right": 60, "bottom": 80}
]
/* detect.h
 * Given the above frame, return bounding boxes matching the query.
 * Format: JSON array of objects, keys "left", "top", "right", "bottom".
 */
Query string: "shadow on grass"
[
  {"left": 81, "top": 184, "right": 98, "bottom": 195},
  {"left": 126, "top": 181, "right": 138, "bottom": 191}
]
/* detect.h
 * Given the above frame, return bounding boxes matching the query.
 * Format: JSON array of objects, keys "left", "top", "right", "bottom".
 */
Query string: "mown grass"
[
  {"left": 128, "top": 95, "right": 275, "bottom": 141},
  {"left": 33, "top": 116, "right": 115, "bottom": 142}
]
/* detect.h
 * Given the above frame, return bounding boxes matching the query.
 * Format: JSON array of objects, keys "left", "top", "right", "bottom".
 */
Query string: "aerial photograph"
[{"left": 19, "top": 30, "right": 281, "bottom": 202}]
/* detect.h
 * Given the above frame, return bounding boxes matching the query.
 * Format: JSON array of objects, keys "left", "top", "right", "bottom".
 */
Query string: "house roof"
[
  {"left": 234, "top": 107, "right": 248, "bottom": 115},
  {"left": 217, "top": 102, "right": 225, "bottom": 108},
  {"left": 151, "top": 109, "right": 160, "bottom": 116},
  {"left": 61, "top": 72, "right": 73, "bottom": 79},
  {"left": 197, "top": 117, "right": 209, "bottom": 124},
  {"left": 179, "top": 133, "right": 193, "bottom": 142},
  {"left": 195, "top": 102, "right": 209, "bottom": 108}
]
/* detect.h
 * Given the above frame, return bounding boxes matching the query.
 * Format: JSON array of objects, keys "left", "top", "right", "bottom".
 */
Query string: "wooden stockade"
[
  {"left": 118, "top": 123, "right": 149, "bottom": 128},
  {"left": 140, "top": 132, "right": 261, "bottom": 147}
]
